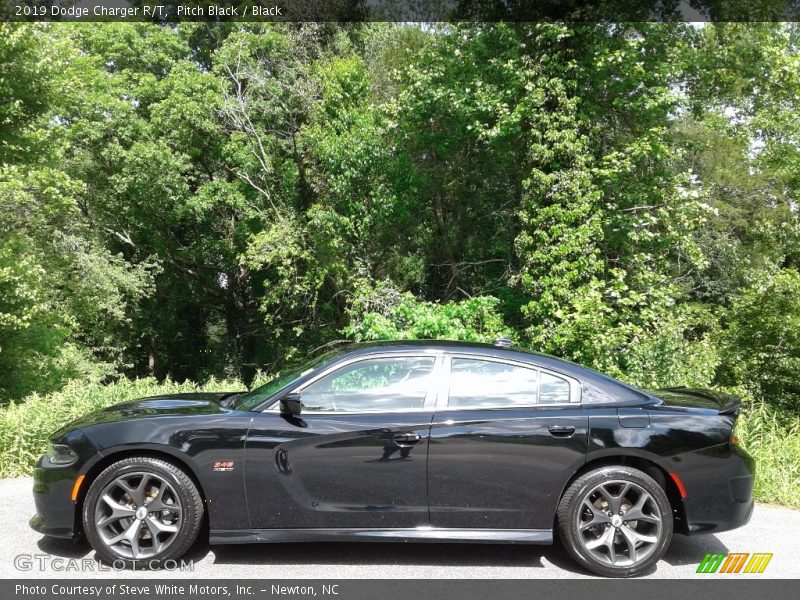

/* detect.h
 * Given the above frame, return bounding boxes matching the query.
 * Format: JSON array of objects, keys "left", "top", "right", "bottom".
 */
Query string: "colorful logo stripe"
[
  {"left": 697, "top": 553, "right": 772, "bottom": 574},
  {"left": 744, "top": 553, "right": 773, "bottom": 573}
]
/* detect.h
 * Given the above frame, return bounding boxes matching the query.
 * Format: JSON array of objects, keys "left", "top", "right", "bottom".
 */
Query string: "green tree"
[
  {"left": 1, "top": 24, "right": 158, "bottom": 399},
  {"left": 720, "top": 269, "right": 800, "bottom": 410},
  {"left": 511, "top": 24, "right": 707, "bottom": 378},
  {"left": 1, "top": 21, "right": 799, "bottom": 413}
]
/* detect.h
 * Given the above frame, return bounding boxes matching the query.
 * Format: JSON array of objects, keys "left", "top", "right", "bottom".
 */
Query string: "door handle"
[
  {"left": 548, "top": 425, "right": 576, "bottom": 437},
  {"left": 394, "top": 432, "right": 422, "bottom": 445}
]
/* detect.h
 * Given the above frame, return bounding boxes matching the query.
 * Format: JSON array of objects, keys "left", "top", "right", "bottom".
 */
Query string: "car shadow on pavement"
[
  {"left": 35, "top": 534, "right": 589, "bottom": 575},
  {"left": 34, "top": 533, "right": 725, "bottom": 576},
  {"left": 37, "top": 536, "right": 92, "bottom": 559},
  {"left": 203, "top": 539, "right": 589, "bottom": 574},
  {"left": 661, "top": 534, "right": 729, "bottom": 567}
]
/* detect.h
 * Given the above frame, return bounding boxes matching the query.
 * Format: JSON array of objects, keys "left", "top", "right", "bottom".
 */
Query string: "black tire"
[
  {"left": 557, "top": 466, "right": 673, "bottom": 578},
  {"left": 82, "top": 456, "right": 204, "bottom": 569}
]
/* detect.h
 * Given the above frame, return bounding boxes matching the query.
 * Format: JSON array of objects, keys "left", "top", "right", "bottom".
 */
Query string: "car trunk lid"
[{"left": 652, "top": 387, "right": 742, "bottom": 415}]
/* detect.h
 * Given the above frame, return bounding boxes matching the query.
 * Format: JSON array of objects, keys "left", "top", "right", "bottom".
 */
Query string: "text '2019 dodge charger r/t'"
[{"left": 30, "top": 339, "right": 754, "bottom": 577}]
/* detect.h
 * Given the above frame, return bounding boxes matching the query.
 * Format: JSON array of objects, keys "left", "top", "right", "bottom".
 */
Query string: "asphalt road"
[{"left": 2, "top": 477, "right": 798, "bottom": 579}]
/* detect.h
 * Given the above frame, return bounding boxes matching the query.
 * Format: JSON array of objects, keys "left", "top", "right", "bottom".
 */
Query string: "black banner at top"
[{"left": 3, "top": 0, "right": 800, "bottom": 22}]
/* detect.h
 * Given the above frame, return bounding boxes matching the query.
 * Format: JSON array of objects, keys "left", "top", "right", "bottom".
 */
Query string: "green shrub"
[
  {"left": 720, "top": 269, "right": 800, "bottom": 411},
  {"left": 624, "top": 304, "right": 721, "bottom": 390},
  {"left": 343, "top": 280, "right": 515, "bottom": 343},
  {"left": 0, "top": 376, "right": 242, "bottom": 478},
  {"left": 737, "top": 404, "right": 800, "bottom": 507}
]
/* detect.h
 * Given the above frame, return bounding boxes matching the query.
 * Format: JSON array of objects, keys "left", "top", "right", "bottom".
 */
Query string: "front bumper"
[
  {"left": 30, "top": 429, "right": 101, "bottom": 539},
  {"left": 31, "top": 462, "right": 81, "bottom": 539},
  {"left": 678, "top": 444, "right": 755, "bottom": 535}
]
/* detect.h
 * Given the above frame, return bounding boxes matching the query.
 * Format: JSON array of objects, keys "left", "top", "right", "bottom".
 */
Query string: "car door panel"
[
  {"left": 427, "top": 354, "right": 588, "bottom": 530},
  {"left": 428, "top": 407, "right": 588, "bottom": 529},
  {"left": 244, "top": 353, "right": 440, "bottom": 529},
  {"left": 245, "top": 412, "right": 432, "bottom": 529}
]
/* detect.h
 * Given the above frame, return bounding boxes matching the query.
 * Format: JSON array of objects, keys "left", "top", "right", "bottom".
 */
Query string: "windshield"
[{"left": 233, "top": 349, "right": 343, "bottom": 411}]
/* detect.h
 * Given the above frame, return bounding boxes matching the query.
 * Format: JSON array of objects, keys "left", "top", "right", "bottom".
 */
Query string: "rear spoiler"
[
  {"left": 653, "top": 387, "right": 742, "bottom": 416},
  {"left": 718, "top": 398, "right": 741, "bottom": 415}
]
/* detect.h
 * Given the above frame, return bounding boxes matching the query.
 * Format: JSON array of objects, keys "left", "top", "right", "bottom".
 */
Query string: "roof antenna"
[{"left": 493, "top": 336, "right": 512, "bottom": 348}]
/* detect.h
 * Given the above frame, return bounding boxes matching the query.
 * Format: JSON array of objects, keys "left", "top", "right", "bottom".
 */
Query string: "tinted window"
[
  {"left": 447, "top": 359, "right": 573, "bottom": 408},
  {"left": 539, "top": 371, "right": 571, "bottom": 404},
  {"left": 448, "top": 359, "right": 539, "bottom": 408},
  {"left": 300, "top": 357, "right": 434, "bottom": 412}
]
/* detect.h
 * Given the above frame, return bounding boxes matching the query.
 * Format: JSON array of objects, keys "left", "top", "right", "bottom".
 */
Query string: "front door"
[
  {"left": 245, "top": 353, "right": 440, "bottom": 529},
  {"left": 427, "top": 354, "right": 588, "bottom": 530}
]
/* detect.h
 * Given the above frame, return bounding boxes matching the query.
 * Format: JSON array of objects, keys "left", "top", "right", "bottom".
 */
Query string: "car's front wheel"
[
  {"left": 557, "top": 466, "right": 673, "bottom": 577},
  {"left": 82, "top": 456, "right": 204, "bottom": 568}
]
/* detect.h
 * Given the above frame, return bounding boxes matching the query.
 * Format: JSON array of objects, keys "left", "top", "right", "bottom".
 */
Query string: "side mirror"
[{"left": 280, "top": 392, "right": 303, "bottom": 416}]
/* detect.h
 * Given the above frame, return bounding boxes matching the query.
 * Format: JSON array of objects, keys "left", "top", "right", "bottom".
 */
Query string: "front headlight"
[{"left": 46, "top": 443, "right": 78, "bottom": 466}]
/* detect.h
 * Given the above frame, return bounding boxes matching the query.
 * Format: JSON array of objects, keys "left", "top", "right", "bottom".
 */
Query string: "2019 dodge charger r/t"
[{"left": 30, "top": 339, "right": 754, "bottom": 577}]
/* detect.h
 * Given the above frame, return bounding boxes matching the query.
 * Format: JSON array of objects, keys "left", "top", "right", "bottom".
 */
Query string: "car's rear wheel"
[
  {"left": 557, "top": 466, "right": 673, "bottom": 577},
  {"left": 82, "top": 456, "right": 204, "bottom": 568}
]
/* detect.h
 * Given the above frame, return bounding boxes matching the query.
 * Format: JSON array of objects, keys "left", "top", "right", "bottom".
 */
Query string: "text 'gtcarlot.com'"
[{"left": 13, "top": 553, "right": 193, "bottom": 572}]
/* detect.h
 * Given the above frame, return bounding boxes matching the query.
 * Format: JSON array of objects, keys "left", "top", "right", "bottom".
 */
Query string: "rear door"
[
  {"left": 245, "top": 352, "right": 441, "bottom": 530},
  {"left": 427, "top": 354, "right": 588, "bottom": 530}
]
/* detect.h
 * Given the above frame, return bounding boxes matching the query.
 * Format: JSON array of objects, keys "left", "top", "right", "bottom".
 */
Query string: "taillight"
[
  {"left": 669, "top": 471, "right": 688, "bottom": 499},
  {"left": 730, "top": 422, "right": 741, "bottom": 446}
]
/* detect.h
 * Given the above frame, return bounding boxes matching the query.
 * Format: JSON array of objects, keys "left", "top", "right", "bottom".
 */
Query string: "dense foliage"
[{"left": 2, "top": 22, "right": 800, "bottom": 419}]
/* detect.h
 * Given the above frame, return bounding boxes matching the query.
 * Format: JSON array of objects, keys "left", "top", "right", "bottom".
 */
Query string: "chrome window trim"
[
  {"left": 261, "top": 351, "right": 444, "bottom": 415},
  {"left": 435, "top": 353, "right": 582, "bottom": 410}
]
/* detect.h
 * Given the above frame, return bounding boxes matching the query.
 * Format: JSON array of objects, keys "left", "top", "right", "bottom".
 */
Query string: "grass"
[
  {"left": 1, "top": 379, "right": 798, "bottom": 508},
  {"left": 737, "top": 404, "right": 800, "bottom": 508}
]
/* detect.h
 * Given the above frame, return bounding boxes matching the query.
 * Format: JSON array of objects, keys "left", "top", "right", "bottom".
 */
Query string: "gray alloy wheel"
[
  {"left": 557, "top": 466, "right": 673, "bottom": 577},
  {"left": 575, "top": 480, "right": 663, "bottom": 567},
  {"left": 83, "top": 457, "right": 204, "bottom": 568},
  {"left": 93, "top": 471, "right": 182, "bottom": 559}
]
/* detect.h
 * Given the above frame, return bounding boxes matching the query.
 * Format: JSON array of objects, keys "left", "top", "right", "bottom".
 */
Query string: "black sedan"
[{"left": 30, "top": 339, "right": 754, "bottom": 577}]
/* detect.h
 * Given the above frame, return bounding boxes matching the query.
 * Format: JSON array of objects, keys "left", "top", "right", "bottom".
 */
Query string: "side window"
[
  {"left": 448, "top": 359, "right": 539, "bottom": 408},
  {"left": 539, "top": 371, "right": 571, "bottom": 404},
  {"left": 300, "top": 357, "right": 435, "bottom": 412},
  {"left": 447, "top": 358, "right": 574, "bottom": 408}
]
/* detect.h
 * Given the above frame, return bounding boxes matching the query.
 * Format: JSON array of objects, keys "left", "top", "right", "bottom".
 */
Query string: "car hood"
[{"left": 53, "top": 392, "right": 240, "bottom": 436}]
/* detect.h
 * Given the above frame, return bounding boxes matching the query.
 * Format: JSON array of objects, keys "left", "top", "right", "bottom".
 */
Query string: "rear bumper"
[{"left": 677, "top": 444, "right": 755, "bottom": 535}]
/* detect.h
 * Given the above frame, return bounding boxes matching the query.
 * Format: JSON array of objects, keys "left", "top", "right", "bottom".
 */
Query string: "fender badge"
[{"left": 212, "top": 460, "right": 235, "bottom": 472}]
